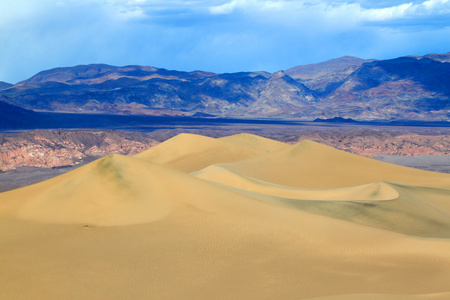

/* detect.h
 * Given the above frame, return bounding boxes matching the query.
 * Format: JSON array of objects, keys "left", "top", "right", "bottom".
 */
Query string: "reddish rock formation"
[
  {"left": 294, "top": 131, "right": 450, "bottom": 157},
  {"left": 0, "top": 130, "right": 158, "bottom": 171}
]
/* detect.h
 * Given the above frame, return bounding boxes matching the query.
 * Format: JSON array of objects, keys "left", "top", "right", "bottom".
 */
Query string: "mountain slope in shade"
[
  {"left": 1, "top": 52, "right": 449, "bottom": 120},
  {"left": 0, "top": 134, "right": 450, "bottom": 299},
  {"left": 0, "top": 81, "right": 12, "bottom": 90},
  {"left": 0, "top": 100, "right": 41, "bottom": 128}
]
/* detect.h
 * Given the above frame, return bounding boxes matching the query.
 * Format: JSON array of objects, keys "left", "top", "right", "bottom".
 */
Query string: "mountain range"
[{"left": 1, "top": 52, "right": 449, "bottom": 121}]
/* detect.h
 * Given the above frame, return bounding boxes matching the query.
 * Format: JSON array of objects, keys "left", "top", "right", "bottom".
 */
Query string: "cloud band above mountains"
[{"left": 1, "top": 0, "right": 449, "bottom": 83}]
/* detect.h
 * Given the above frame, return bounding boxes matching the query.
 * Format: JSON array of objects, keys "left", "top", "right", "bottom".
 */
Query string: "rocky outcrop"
[
  {"left": 0, "top": 130, "right": 158, "bottom": 171},
  {"left": 294, "top": 131, "right": 450, "bottom": 157}
]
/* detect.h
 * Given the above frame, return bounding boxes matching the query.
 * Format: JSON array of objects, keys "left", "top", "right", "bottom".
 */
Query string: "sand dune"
[
  {"left": 134, "top": 133, "right": 287, "bottom": 173},
  {"left": 194, "top": 165, "right": 401, "bottom": 201},
  {"left": 218, "top": 132, "right": 288, "bottom": 152},
  {"left": 0, "top": 153, "right": 278, "bottom": 226},
  {"left": 197, "top": 140, "right": 450, "bottom": 189},
  {"left": 1, "top": 134, "right": 449, "bottom": 299}
]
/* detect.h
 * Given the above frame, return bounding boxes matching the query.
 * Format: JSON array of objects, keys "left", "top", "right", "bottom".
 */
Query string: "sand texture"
[{"left": 0, "top": 133, "right": 449, "bottom": 299}]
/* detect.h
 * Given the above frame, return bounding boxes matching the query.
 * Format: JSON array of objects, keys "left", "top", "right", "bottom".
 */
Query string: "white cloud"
[
  {"left": 418, "top": 0, "right": 450, "bottom": 13},
  {"left": 116, "top": 5, "right": 146, "bottom": 20},
  {"left": 209, "top": 0, "right": 239, "bottom": 14},
  {"left": 362, "top": 3, "right": 413, "bottom": 21},
  {"left": 209, "top": 0, "right": 283, "bottom": 14},
  {"left": 208, "top": 0, "right": 450, "bottom": 25}
]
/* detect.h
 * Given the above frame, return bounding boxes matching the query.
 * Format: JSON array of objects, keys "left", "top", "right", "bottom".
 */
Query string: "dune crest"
[
  {"left": 218, "top": 132, "right": 288, "bottom": 153},
  {"left": 134, "top": 133, "right": 288, "bottom": 173},
  {"left": 0, "top": 154, "right": 179, "bottom": 225}
]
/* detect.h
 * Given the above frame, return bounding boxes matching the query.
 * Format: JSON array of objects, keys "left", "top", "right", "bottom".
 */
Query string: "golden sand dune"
[
  {"left": 218, "top": 132, "right": 288, "bottom": 152},
  {"left": 0, "top": 153, "right": 276, "bottom": 226},
  {"left": 134, "top": 133, "right": 287, "bottom": 173},
  {"left": 194, "top": 165, "right": 401, "bottom": 201},
  {"left": 0, "top": 134, "right": 449, "bottom": 299},
  {"left": 204, "top": 179, "right": 450, "bottom": 238},
  {"left": 199, "top": 140, "right": 450, "bottom": 189}
]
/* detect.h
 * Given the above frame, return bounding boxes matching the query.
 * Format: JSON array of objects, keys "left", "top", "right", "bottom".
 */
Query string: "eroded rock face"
[
  {"left": 0, "top": 130, "right": 158, "bottom": 171},
  {"left": 294, "top": 131, "right": 450, "bottom": 157}
]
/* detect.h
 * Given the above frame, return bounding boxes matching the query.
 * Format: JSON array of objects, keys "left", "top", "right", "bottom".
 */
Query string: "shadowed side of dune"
[
  {"left": 277, "top": 182, "right": 450, "bottom": 238},
  {"left": 194, "top": 165, "right": 450, "bottom": 238},
  {"left": 217, "top": 181, "right": 450, "bottom": 238}
]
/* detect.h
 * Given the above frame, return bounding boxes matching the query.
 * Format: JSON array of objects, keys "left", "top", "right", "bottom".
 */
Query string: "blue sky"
[{"left": 1, "top": 0, "right": 450, "bottom": 83}]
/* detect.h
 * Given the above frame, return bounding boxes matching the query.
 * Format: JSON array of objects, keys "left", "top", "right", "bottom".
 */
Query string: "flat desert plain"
[{"left": 1, "top": 133, "right": 449, "bottom": 299}]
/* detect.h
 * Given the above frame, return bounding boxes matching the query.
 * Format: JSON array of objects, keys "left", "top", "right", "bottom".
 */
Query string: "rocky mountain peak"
[{"left": 271, "top": 70, "right": 286, "bottom": 79}]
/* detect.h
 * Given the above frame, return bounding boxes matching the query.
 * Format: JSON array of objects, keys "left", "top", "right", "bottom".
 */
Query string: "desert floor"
[{"left": 1, "top": 133, "right": 449, "bottom": 299}]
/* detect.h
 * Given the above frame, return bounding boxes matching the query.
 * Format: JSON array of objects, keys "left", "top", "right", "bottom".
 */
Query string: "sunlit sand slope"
[
  {"left": 218, "top": 133, "right": 288, "bottom": 152},
  {"left": 134, "top": 133, "right": 287, "bottom": 172},
  {"left": 0, "top": 154, "right": 277, "bottom": 226},
  {"left": 196, "top": 140, "right": 450, "bottom": 189},
  {"left": 0, "top": 134, "right": 449, "bottom": 299}
]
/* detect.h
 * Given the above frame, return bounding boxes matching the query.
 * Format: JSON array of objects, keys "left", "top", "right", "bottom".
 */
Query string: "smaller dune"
[
  {"left": 206, "top": 139, "right": 450, "bottom": 189},
  {"left": 218, "top": 133, "right": 287, "bottom": 153},
  {"left": 194, "top": 165, "right": 400, "bottom": 201},
  {"left": 134, "top": 133, "right": 287, "bottom": 173}
]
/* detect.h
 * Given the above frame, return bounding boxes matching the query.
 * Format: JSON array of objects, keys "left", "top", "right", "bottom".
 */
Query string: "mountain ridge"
[{"left": 1, "top": 52, "right": 449, "bottom": 120}]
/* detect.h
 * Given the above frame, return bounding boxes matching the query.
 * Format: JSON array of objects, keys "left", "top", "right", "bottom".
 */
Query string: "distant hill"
[
  {"left": 0, "top": 81, "right": 12, "bottom": 90},
  {"left": 1, "top": 52, "right": 449, "bottom": 121},
  {"left": 0, "top": 101, "right": 41, "bottom": 128},
  {"left": 313, "top": 117, "right": 357, "bottom": 123},
  {"left": 409, "top": 52, "right": 450, "bottom": 63}
]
